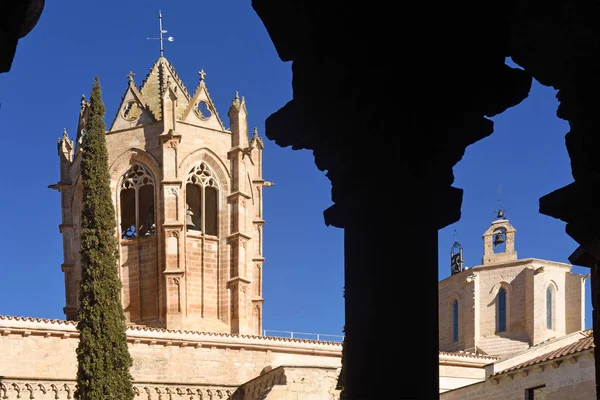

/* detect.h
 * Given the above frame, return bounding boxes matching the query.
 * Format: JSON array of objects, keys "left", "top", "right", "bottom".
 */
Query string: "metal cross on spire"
[{"left": 147, "top": 10, "right": 174, "bottom": 57}]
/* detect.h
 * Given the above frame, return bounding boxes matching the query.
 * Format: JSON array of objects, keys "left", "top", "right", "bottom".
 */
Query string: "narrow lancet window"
[
  {"left": 452, "top": 299, "right": 459, "bottom": 342},
  {"left": 186, "top": 162, "right": 219, "bottom": 236},
  {"left": 120, "top": 164, "right": 155, "bottom": 239},
  {"left": 497, "top": 287, "right": 507, "bottom": 332},
  {"left": 546, "top": 286, "right": 553, "bottom": 330}
]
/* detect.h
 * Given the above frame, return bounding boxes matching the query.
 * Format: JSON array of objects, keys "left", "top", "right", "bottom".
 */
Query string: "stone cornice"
[
  {"left": 0, "top": 315, "right": 343, "bottom": 349},
  {"left": 105, "top": 122, "right": 158, "bottom": 136},
  {"left": 227, "top": 232, "right": 252, "bottom": 241},
  {"left": 162, "top": 222, "right": 184, "bottom": 229},
  {"left": 227, "top": 276, "right": 252, "bottom": 285},
  {"left": 177, "top": 120, "right": 231, "bottom": 135},
  {"left": 161, "top": 179, "right": 183, "bottom": 186},
  {"left": 58, "top": 224, "right": 72, "bottom": 233},
  {"left": 227, "top": 191, "right": 252, "bottom": 200}
]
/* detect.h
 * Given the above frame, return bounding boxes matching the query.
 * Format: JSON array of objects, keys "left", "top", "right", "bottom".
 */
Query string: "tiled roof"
[
  {"left": 439, "top": 350, "right": 500, "bottom": 360},
  {"left": 0, "top": 315, "right": 342, "bottom": 346},
  {"left": 494, "top": 329, "right": 595, "bottom": 375}
]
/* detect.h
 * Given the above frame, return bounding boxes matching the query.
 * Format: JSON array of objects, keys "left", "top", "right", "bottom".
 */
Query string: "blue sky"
[{"left": 0, "top": 1, "right": 591, "bottom": 339}]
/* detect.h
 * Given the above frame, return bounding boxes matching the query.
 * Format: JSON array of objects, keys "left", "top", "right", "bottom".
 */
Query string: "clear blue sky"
[{"left": 0, "top": 1, "right": 591, "bottom": 339}]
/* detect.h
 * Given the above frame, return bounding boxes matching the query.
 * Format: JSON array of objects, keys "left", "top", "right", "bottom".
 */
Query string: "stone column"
[
  {"left": 160, "top": 80, "right": 184, "bottom": 329},
  {"left": 538, "top": 75, "right": 600, "bottom": 400}
]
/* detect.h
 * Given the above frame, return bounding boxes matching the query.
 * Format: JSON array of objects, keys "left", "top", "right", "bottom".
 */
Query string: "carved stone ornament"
[{"left": 167, "top": 230, "right": 180, "bottom": 238}]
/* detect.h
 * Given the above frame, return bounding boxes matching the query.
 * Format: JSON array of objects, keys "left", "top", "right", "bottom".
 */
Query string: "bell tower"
[
  {"left": 482, "top": 209, "right": 517, "bottom": 265},
  {"left": 51, "top": 56, "right": 271, "bottom": 335}
]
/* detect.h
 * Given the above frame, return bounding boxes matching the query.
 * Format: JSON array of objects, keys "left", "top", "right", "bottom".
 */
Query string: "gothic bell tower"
[{"left": 51, "top": 56, "right": 271, "bottom": 335}]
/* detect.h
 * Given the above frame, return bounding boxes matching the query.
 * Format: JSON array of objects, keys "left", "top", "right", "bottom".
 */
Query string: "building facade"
[
  {"left": 439, "top": 212, "right": 595, "bottom": 399},
  {"left": 54, "top": 56, "right": 269, "bottom": 335},
  {"left": 0, "top": 56, "right": 342, "bottom": 400}
]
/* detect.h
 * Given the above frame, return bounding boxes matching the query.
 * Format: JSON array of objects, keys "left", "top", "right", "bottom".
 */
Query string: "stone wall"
[
  {"left": 439, "top": 352, "right": 499, "bottom": 393},
  {"left": 439, "top": 258, "right": 585, "bottom": 354},
  {"left": 234, "top": 365, "right": 340, "bottom": 400},
  {"left": 440, "top": 350, "right": 596, "bottom": 400},
  {"left": 0, "top": 316, "right": 341, "bottom": 399}
]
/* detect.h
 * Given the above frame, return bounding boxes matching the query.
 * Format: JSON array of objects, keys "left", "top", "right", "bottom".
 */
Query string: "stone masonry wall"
[
  {"left": 234, "top": 365, "right": 340, "bottom": 400},
  {"left": 0, "top": 316, "right": 341, "bottom": 395},
  {"left": 440, "top": 351, "right": 596, "bottom": 400}
]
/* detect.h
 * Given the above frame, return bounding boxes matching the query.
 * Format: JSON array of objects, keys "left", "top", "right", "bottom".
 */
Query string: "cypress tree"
[{"left": 75, "top": 77, "right": 134, "bottom": 400}]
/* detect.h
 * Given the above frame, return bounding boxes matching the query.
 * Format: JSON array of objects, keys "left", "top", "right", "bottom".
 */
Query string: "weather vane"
[{"left": 147, "top": 10, "right": 174, "bottom": 57}]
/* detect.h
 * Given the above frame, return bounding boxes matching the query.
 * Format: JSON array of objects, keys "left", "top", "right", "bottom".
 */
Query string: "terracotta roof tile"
[
  {"left": 439, "top": 351, "right": 500, "bottom": 360},
  {"left": 494, "top": 330, "right": 595, "bottom": 375}
]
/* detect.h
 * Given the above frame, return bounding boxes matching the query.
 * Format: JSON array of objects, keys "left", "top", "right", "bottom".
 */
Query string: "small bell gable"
[
  {"left": 181, "top": 69, "right": 225, "bottom": 131},
  {"left": 482, "top": 210, "right": 517, "bottom": 265},
  {"left": 109, "top": 72, "right": 156, "bottom": 132}
]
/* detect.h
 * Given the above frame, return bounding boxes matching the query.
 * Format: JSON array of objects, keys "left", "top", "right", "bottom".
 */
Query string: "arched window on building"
[
  {"left": 186, "top": 162, "right": 219, "bottom": 236},
  {"left": 120, "top": 164, "right": 155, "bottom": 239},
  {"left": 497, "top": 287, "right": 507, "bottom": 332},
  {"left": 546, "top": 286, "right": 553, "bottom": 330},
  {"left": 452, "top": 299, "right": 459, "bottom": 342}
]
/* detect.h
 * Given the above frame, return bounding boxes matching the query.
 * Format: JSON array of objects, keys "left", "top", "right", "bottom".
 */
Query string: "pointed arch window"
[
  {"left": 120, "top": 164, "right": 155, "bottom": 239},
  {"left": 546, "top": 286, "right": 553, "bottom": 330},
  {"left": 497, "top": 287, "right": 507, "bottom": 332},
  {"left": 452, "top": 299, "right": 459, "bottom": 343},
  {"left": 186, "top": 162, "right": 219, "bottom": 236}
]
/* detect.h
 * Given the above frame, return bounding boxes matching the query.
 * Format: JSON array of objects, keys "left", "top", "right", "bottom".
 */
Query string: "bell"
[
  {"left": 186, "top": 206, "right": 196, "bottom": 230},
  {"left": 493, "top": 232, "right": 505, "bottom": 246}
]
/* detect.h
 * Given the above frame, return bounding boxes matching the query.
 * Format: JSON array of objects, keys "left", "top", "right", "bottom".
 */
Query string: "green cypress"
[{"left": 75, "top": 77, "right": 134, "bottom": 400}]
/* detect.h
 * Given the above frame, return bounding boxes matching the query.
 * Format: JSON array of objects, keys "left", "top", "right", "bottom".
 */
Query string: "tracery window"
[
  {"left": 185, "top": 162, "right": 219, "bottom": 236},
  {"left": 120, "top": 164, "right": 155, "bottom": 239}
]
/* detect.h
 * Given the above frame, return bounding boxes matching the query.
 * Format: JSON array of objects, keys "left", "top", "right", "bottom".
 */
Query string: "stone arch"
[
  {"left": 489, "top": 281, "right": 513, "bottom": 298},
  {"left": 179, "top": 147, "right": 231, "bottom": 191},
  {"left": 180, "top": 148, "right": 230, "bottom": 238},
  {"left": 109, "top": 148, "right": 161, "bottom": 184},
  {"left": 109, "top": 148, "right": 161, "bottom": 238}
]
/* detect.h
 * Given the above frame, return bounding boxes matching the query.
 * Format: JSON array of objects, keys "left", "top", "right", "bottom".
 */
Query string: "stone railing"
[{"left": 0, "top": 379, "right": 237, "bottom": 400}]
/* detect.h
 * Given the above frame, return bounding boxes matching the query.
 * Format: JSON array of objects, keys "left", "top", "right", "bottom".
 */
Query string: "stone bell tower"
[{"left": 51, "top": 56, "right": 272, "bottom": 335}]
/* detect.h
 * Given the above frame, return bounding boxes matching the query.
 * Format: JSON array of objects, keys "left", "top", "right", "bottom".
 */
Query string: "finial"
[
  {"left": 452, "top": 229, "right": 458, "bottom": 242},
  {"left": 235, "top": 91, "right": 239, "bottom": 100},
  {"left": 253, "top": 127, "right": 258, "bottom": 137},
  {"left": 127, "top": 71, "right": 136, "bottom": 82},
  {"left": 63, "top": 128, "right": 68, "bottom": 138},
  {"left": 147, "top": 10, "right": 174, "bottom": 57},
  {"left": 80, "top": 94, "right": 86, "bottom": 109},
  {"left": 198, "top": 69, "right": 206, "bottom": 82}
]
